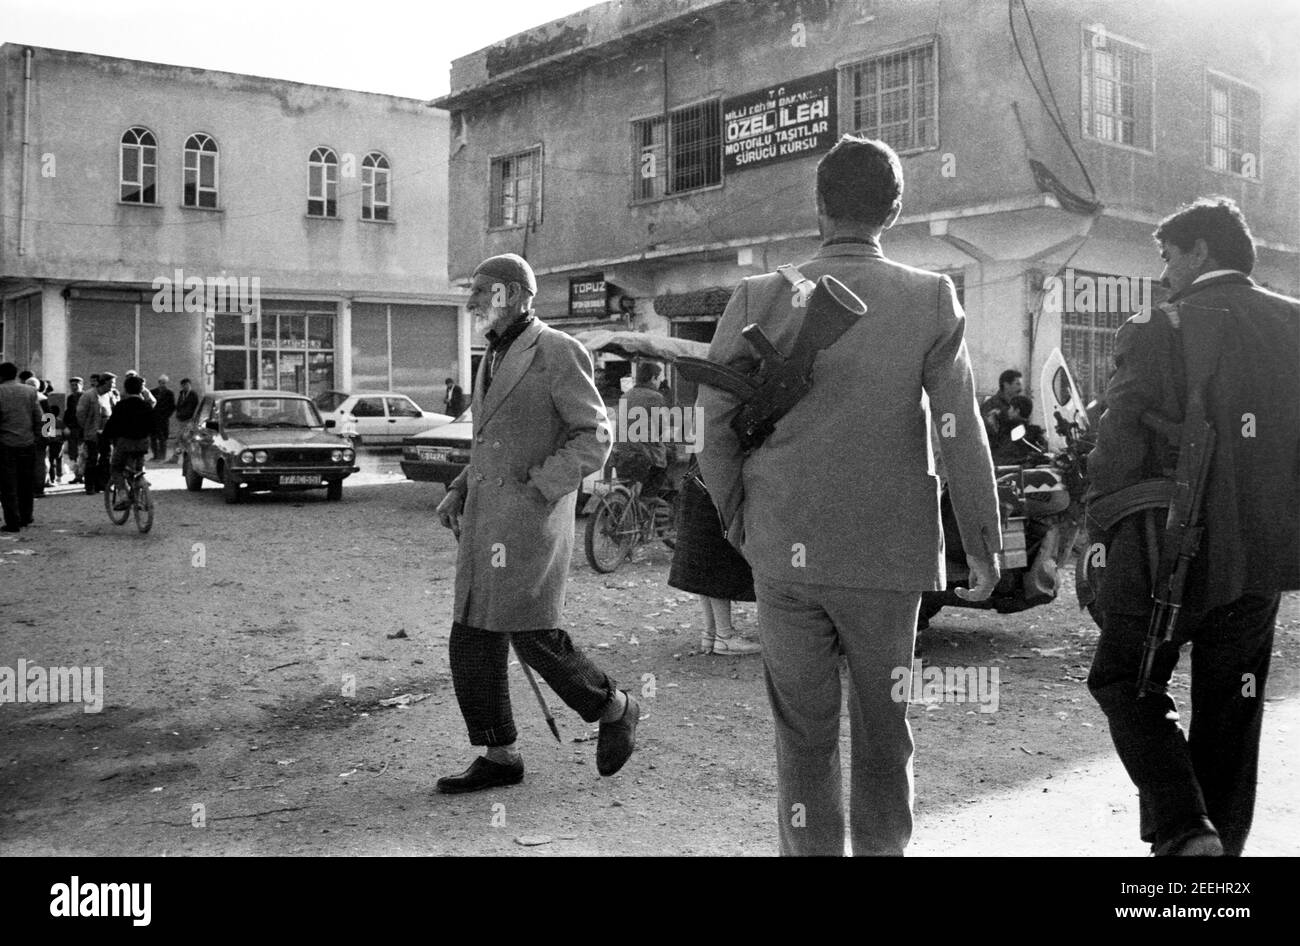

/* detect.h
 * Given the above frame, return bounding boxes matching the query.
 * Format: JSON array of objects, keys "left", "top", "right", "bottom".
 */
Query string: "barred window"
[
  {"left": 1060, "top": 272, "right": 1133, "bottom": 405},
  {"left": 489, "top": 147, "right": 541, "bottom": 228},
  {"left": 120, "top": 127, "right": 158, "bottom": 204},
  {"left": 308, "top": 147, "right": 338, "bottom": 217},
  {"left": 1207, "top": 73, "right": 1261, "bottom": 178},
  {"left": 362, "top": 152, "right": 391, "bottom": 220},
  {"left": 1081, "top": 29, "right": 1152, "bottom": 149},
  {"left": 839, "top": 41, "right": 937, "bottom": 153},
  {"left": 944, "top": 271, "right": 965, "bottom": 307},
  {"left": 633, "top": 100, "right": 722, "bottom": 201},
  {"left": 183, "top": 133, "right": 219, "bottom": 209}
]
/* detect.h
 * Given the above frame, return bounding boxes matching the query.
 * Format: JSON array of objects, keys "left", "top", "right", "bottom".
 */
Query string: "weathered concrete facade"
[
  {"left": 437, "top": 0, "right": 1299, "bottom": 406},
  {"left": 1, "top": 45, "right": 467, "bottom": 410}
]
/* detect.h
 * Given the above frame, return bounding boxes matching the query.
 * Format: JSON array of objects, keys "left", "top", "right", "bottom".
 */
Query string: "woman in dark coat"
[{"left": 668, "top": 456, "right": 761, "bottom": 655}]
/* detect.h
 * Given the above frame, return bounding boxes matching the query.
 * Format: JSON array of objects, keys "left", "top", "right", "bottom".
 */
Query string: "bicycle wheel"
[
  {"left": 584, "top": 491, "right": 637, "bottom": 573},
  {"left": 104, "top": 480, "right": 130, "bottom": 525},
  {"left": 134, "top": 478, "right": 154, "bottom": 533},
  {"left": 650, "top": 496, "right": 677, "bottom": 550}
]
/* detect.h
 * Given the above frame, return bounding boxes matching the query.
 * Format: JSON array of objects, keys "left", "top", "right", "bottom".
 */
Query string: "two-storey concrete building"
[
  {"left": 435, "top": 0, "right": 1299, "bottom": 406},
  {"left": 1, "top": 44, "right": 467, "bottom": 410}
]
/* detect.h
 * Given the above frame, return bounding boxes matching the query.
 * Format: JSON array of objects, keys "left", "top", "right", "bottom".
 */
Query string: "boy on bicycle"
[{"left": 102, "top": 375, "right": 153, "bottom": 510}]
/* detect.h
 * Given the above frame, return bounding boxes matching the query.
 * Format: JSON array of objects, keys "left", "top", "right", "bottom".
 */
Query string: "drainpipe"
[{"left": 19, "top": 46, "right": 34, "bottom": 256}]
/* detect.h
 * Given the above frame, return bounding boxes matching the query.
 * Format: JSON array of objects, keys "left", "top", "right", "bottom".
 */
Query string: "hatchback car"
[
  {"left": 313, "top": 391, "right": 451, "bottom": 446},
  {"left": 181, "top": 391, "right": 358, "bottom": 503},
  {"left": 400, "top": 408, "right": 603, "bottom": 504}
]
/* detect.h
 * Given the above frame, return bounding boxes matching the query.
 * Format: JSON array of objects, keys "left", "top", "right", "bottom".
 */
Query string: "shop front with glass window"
[{"left": 213, "top": 302, "right": 337, "bottom": 396}]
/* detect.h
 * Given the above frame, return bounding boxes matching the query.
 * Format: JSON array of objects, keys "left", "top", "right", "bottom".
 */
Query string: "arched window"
[
  {"left": 308, "top": 147, "right": 338, "bottom": 217},
  {"left": 184, "top": 133, "right": 219, "bottom": 208},
  {"left": 120, "top": 127, "right": 157, "bottom": 204},
  {"left": 361, "top": 152, "right": 390, "bottom": 221}
]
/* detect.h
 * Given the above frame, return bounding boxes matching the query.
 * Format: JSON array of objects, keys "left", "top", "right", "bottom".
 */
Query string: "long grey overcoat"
[{"left": 450, "top": 317, "right": 611, "bottom": 631}]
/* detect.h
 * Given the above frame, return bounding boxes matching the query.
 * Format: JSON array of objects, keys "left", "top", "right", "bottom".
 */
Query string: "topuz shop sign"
[{"left": 723, "top": 70, "right": 837, "bottom": 173}]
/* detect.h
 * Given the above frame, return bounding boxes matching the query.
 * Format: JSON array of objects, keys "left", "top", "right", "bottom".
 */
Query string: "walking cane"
[{"left": 510, "top": 636, "right": 562, "bottom": 743}]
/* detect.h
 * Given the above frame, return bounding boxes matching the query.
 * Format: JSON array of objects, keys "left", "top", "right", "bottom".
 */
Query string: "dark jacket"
[
  {"left": 174, "top": 389, "right": 199, "bottom": 422},
  {"left": 444, "top": 384, "right": 466, "bottom": 417},
  {"left": 1087, "top": 272, "right": 1300, "bottom": 611},
  {"left": 101, "top": 396, "right": 154, "bottom": 442},
  {"left": 65, "top": 391, "right": 84, "bottom": 432},
  {"left": 152, "top": 386, "right": 176, "bottom": 420}
]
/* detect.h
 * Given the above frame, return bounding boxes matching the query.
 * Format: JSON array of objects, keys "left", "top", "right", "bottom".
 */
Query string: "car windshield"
[
  {"left": 454, "top": 408, "right": 472, "bottom": 424},
  {"left": 313, "top": 391, "right": 347, "bottom": 412},
  {"left": 222, "top": 397, "right": 323, "bottom": 429}
]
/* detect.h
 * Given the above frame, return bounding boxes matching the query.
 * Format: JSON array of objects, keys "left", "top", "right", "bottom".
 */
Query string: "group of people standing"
[
  {"left": 0, "top": 364, "right": 199, "bottom": 530},
  {"left": 62, "top": 371, "right": 198, "bottom": 494}
]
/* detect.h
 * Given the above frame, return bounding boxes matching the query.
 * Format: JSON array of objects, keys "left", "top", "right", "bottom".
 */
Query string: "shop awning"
[
  {"left": 652, "top": 287, "right": 734, "bottom": 319},
  {"left": 573, "top": 330, "right": 709, "bottom": 361}
]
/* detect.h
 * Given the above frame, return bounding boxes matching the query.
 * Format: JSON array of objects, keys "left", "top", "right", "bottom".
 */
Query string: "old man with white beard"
[{"left": 433, "top": 253, "right": 640, "bottom": 793}]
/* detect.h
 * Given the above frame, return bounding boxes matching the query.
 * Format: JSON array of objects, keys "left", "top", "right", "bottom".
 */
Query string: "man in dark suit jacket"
[
  {"left": 1086, "top": 197, "right": 1300, "bottom": 856},
  {"left": 699, "top": 136, "right": 1002, "bottom": 856},
  {"left": 149, "top": 375, "right": 176, "bottom": 461},
  {"left": 443, "top": 378, "right": 466, "bottom": 418}
]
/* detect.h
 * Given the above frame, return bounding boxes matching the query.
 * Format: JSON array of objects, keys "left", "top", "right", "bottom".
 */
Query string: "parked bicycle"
[
  {"left": 584, "top": 474, "right": 676, "bottom": 573},
  {"left": 105, "top": 453, "right": 154, "bottom": 533}
]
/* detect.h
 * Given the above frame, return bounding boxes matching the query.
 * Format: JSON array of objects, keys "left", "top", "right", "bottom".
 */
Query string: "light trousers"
[{"left": 755, "top": 574, "right": 919, "bottom": 856}]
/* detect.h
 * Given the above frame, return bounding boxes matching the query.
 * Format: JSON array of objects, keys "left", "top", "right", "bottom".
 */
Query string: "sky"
[{"left": 0, "top": 0, "right": 599, "bottom": 99}]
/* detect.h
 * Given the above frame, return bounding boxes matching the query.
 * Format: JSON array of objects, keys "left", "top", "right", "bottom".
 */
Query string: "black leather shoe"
[
  {"left": 435, "top": 756, "right": 524, "bottom": 794},
  {"left": 596, "top": 692, "right": 640, "bottom": 776},
  {"left": 1153, "top": 817, "right": 1224, "bottom": 856}
]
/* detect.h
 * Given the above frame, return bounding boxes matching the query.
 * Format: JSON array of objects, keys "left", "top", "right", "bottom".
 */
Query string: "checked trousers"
[{"left": 449, "top": 622, "right": 618, "bottom": 747}]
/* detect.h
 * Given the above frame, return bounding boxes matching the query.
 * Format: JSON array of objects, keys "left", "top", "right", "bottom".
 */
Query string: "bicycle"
[
  {"left": 105, "top": 453, "right": 154, "bottom": 533},
  {"left": 584, "top": 476, "right": 676, "bottom": 573}
]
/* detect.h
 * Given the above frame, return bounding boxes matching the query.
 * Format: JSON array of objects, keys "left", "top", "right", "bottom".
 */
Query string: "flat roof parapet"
[{"left": 436, "top": 0, "right": 738, "bottom": 110}]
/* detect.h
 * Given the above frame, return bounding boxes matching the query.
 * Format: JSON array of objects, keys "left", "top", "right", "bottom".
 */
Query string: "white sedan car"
[{"left": 314, "top": 391, "right": 452, "bottom": 446}]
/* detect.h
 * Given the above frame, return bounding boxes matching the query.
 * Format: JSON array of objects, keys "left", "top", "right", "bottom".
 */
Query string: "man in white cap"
[{"left": 433, "top": 253, "right": 639, "bottom": 793}]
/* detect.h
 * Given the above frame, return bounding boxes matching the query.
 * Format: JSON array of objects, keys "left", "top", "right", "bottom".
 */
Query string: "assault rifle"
[
  {"left": 1135, "top": 406, "right": 1217, "bottom": 697},
  {"left": 677, "top": 269, "right": 867, "bottom": 452}
]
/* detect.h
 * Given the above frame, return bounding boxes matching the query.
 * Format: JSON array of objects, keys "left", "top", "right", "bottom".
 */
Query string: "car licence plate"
[
  {"left": 279, "top": 474, "right": 321, "bottom": 486},
  {"left": 417, "top": 447, "right": 450, "bottom": 462}
]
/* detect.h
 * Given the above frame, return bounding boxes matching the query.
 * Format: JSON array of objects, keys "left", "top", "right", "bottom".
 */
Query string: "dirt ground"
[{"left": 2, "top": 456, "right": 1297, "bottom": 856}]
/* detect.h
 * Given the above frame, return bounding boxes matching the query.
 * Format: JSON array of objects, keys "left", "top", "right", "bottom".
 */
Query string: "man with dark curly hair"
[{"left": 1086, "top": 197, "right": 1300, "bottom": 856}]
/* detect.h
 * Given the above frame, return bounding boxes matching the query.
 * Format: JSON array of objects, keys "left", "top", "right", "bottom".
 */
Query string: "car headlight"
[
  {"left": 342, "top": 449, "right": 354, "bottom": 462},
  {"left": 331, "top": 449, "right": 342, "bottom": 462},
  {"left": 254, "top": 451, "right": 268, "bottom": 464},
  {"left": 240, "top": 450, "right": 254, "bottom": 464}
]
